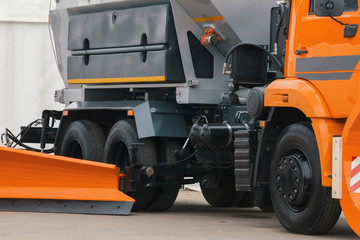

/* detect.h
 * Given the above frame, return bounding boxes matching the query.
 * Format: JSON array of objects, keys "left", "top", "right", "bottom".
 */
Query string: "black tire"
[
  {"left": 270, "top": 123, "right": 341, "bottom": 235},
  {"left": 60, "top": 120, "right": 105, "bottom": 162},
  {"left": 103, "top": 119, "right": 156, "bottom": 211},
  {"left": 146, "top": 185, "right": 179, "bottom": 211},
  {"left": 201, "top": 172, "right": 244, "bottom": 207},
  {"left": 147, "top": 139, "right": 181, "bottom": 211}
]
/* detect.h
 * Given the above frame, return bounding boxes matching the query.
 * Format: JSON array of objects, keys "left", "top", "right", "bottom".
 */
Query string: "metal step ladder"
[{"left": 234, "top": 130, "right": 252, "bottom": 191}]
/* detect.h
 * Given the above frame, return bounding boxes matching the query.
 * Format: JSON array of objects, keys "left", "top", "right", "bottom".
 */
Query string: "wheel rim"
[
  {"left": 66, "top": 140, "right": 83, "bottom": 159},
  {"left": 275, "top": 149, "right": 312, "bottom": 212}
]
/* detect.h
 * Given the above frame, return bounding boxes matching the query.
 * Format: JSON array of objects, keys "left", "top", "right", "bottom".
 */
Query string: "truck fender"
[
  {"left": 133, "top": 101, "right": 189, "bottom": 139},
  {"left": 264, "top": 79, "right": 331, "bottom": 118},
  {"left": 265, "top": 79, "right": 344, "bottom": 187},
  {"left": 56, "top": 101, "right": 189, "bottom": 142}
]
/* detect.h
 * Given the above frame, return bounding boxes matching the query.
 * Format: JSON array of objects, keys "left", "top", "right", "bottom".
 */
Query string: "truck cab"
[{"left": 263, "top": 0, "right": 360, "bottom": 235}]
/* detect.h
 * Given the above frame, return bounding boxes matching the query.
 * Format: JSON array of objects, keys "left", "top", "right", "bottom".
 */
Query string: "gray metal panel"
[
  {"left": 68, "top": 5, "right": 169, "bottom": 50},
  {"left": 65, "top": 101, "right": 188, "bottom": 138},
  {"left": 296, "top": 55, "right": 360, "bottom": 73},
  {"left": 0, "top": 199, "right": 133, "bottom": 215},
  {"left": 211, "top": 0, "right": 278, "bottom": 46},
  {"left": 50, "top": 9, "right": 70, "bottom": 87},
  {"left": 296, "top": 72, "right": 353, "bottom": 81},
  {"left": 133, "top": 102, "right": 155, "bottom": 137},
  {"left": 134, "top": 101, "right": 188, "bottom": 138},
  {"left": 175, "top": 0, "right": 240, "bottom": 54},
  {"left": 68, "top": 51, "right": 167, "bottom": 80},
  {"left": 51, "top": 0, "right": 170, "bottom": 86},
  {"left": 66, "top": 3, "right": 185, "bottom": 83},
  {"left": 65, "top": 101, "right": 142, "bottom": 110},
  {"left": 171, "top": 0, "right": 230, "bottom": 104},
  {"left": 60, "top": 0, "right": 170, "bottom": 12}
]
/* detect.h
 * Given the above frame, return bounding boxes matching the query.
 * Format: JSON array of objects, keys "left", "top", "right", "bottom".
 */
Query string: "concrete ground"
[{"left": 0, "top": 190, "right": 356, "bottom": 240}]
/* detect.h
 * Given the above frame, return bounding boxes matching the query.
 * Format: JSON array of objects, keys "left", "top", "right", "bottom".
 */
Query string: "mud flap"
[
  {"left": 0, "top": 146, "right": 134, "bottom": 215},
  {"left": 341, "top": 110, "right": 360, "bottom": 236}
]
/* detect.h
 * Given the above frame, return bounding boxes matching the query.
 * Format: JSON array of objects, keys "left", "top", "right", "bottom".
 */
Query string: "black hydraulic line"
[
  {"left": 2, "top": 118, "right": 54, "bottom": 153},
  {"left": 4, "top": 128, "right": 54, "bottom": 153},
  {"left": 40, "top": 111, "right": 50, "bottom": 153}
]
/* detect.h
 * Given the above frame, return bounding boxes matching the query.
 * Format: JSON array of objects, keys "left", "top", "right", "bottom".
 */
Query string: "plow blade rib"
[{"left": 0, "top": 146, "right": 134, "bottom": 215}]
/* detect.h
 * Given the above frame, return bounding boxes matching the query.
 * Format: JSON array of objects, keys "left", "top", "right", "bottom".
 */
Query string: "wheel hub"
[{"left": 276, "top": 154, "right": 311, "bottom": 209}]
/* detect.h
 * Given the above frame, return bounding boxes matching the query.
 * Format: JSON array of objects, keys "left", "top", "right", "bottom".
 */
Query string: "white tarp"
[
  {"left": 0, "top": 0, "right": 55, "bottom": 23},
  {"left": 0, "top": 0, "right": 64, "bottom": 142}
]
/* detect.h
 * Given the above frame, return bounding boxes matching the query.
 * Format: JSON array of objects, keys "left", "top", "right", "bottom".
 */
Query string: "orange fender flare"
[
  {"left": 264, "top": 79, "right": 331, "bottom": 118},
  {"left": 265, "top": 79, "right": 344, "bottom": 187}
]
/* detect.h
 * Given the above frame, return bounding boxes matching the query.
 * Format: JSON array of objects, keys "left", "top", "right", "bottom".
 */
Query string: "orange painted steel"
[
  {"left": 264, "top": 0, "right": 360, "bottom": 235},
  {"left": 341, "top": 105, "right": 360, "bottom": 236},
  {"left": 264, "top": 78, "right": 347, "bottom": 186},
  {"left": 311, "top": 118, "right": 345, "bottom": 187},
  {"left": 265, "top": 79, "right": 331, "bottom": 118},
  {"left": 265, "top": 79, "right": 345, "bottom": 186},
  {"left": 285, "top": 0, "right": 360, "bottom": 118},
  {"left": 0, "top": 146, "right": 134, "bottom": 203}
]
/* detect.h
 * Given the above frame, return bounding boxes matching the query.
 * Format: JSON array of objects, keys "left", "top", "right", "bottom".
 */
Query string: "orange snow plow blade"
[{"left": 0, "top": 146, "right": 134, "bottom": 215}]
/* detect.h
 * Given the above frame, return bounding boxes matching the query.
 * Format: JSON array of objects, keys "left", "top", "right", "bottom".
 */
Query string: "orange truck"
[
  {"left": 265, "top": 0, "right": 360, "bottom": 235},
  {"left": 2, "top": 0, "right": 360, "bottom": 236}
]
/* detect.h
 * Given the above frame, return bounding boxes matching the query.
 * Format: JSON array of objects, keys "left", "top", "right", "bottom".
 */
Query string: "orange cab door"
[{"left": 286, "top": 0, "right": 360, "bottom": 118}]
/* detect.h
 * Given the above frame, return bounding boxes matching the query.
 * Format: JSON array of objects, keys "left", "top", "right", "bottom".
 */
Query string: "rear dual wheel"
[
  {"left": 60, "top": 120, "right": 105, "bottom": 162},
  {"left": 60, "top": 119, "right": 180, "bottom": 212},
  {"left": 146, "top": 139, "right": 181, "bottom": 211},
  {"left": 104, "top": 120, "right": 180, "bottom": 211},
  {"left": 104, "top": 120, "right": 155, "bottom": 211}
]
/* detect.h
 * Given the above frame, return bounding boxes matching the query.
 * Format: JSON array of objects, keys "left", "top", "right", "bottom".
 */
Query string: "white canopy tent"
[{"left": 0, "top": 0, "right": 64, "bottom": 140}]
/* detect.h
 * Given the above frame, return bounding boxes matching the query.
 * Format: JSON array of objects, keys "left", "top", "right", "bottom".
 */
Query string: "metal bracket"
[{"left": 332, "top": 136, "right": 343, "bottom": 199}]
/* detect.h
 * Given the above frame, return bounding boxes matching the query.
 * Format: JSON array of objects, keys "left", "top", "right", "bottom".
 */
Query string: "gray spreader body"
[
  {"left": 51, "top": 0, "right": 276, "bottom": 138},
  {"left": 51, "top": 0, "right": 276, "bottom": 105}
]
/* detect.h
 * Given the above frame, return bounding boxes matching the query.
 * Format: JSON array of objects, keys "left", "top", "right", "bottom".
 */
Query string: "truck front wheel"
[{"left": 270, "top": 123, "right": 341, "bottom": 234}]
